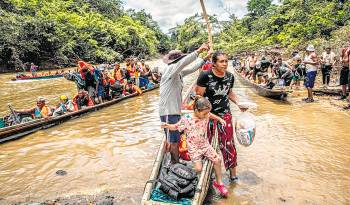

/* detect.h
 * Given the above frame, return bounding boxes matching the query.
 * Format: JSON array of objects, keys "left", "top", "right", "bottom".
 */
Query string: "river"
[{"left": 0, "top": 61, "right": 349, "bottom": 205}]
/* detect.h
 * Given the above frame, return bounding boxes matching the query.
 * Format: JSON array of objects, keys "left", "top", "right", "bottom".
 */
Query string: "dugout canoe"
[
  {"left": 313, "top": 88, "right": 342, "bottom": 96},
  {"left": 233, "top": 69, "right": 289, "bottom": 100},
  {"left": 11, "top": 74, "right": 64, "bottom": 81},
  {"left": 141, "top": 84, "right": 219, "bottom": 205},
  {"left": 0, "top": 85, "right": 159, "bottom": 143}
]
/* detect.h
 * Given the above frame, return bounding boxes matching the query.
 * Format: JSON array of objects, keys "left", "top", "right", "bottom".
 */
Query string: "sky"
[{"left": 123, "top": 0, "right": 250, "bottom": 33}]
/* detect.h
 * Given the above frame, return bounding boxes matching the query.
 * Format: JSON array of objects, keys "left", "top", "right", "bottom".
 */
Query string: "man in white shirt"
[
  {"left": 320, "top": 47, "right": 337, "bottom": 87},
  {"left": 303, "top": 45, "right": 319, "bottom": 103}
]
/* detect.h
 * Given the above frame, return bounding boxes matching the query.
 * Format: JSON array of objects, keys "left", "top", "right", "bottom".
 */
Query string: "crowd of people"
[
  {"left": 13, "top": 58, "right": 161, "bottom": 121},
  {"left": 234, "top": 44, "right": 350, "bottom": 103}
]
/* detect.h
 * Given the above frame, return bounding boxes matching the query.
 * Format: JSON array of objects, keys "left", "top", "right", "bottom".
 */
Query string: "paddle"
[
  {"left": 200, "top": 0, "right": 213, "bottom": 52},
  {"left": 7, "top": 103, "right": 21, "bottom": 124}
]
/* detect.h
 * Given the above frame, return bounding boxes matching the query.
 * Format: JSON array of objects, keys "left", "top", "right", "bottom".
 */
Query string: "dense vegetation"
[
  {"left": 0, "top": 0, "right": 170, "bottom": 71},
  {"left": 171, "top": 0, "right": 350, "bottom": 55}
]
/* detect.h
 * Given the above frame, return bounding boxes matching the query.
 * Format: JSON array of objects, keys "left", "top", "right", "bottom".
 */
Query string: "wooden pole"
[{"left": 200, "top": 0, "right": 213, "bottom": 51}]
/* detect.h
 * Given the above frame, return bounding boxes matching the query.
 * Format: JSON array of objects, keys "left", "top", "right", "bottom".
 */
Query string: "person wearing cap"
[
  {"left": 14, "top": 97, "right": 52, "bottom": 119},
  {"left": 320, "top": 47, "right": 337, "bottom": 87},
  {"left": 339, "top": 46, "right": 350, "bottom": 100},
  {"left": 303, "top": 45, "right": 319, "bottom": 103},
  {"left": 159, "top": 43, "right": 211, "bottom": 164},
  {"left": 53, "top": 95, "right": 75, "bottom": 117}
]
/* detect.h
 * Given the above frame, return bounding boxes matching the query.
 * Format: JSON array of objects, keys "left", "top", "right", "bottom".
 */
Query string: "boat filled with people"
[
  {"left": 0, "top": 59, "right": 161, "bottom": 143},
  {"left": 233, "top": 53, "right": 293, "bottom": 100}
]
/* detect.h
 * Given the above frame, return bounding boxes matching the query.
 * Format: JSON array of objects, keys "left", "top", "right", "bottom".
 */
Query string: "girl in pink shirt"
[{"left": 162, "top": 96, "right": 229, "bottom": 197}]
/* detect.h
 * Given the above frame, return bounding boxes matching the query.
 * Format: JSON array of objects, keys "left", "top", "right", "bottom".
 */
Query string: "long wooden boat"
[
  {"left": 313, "top": 88, "right": 342, "bottom": 96},
  {"left": 11, "top": 74, "right": 64, "bottom": 81},
  {"left": 142, "top": 83, "right": 219, "bottom": 205},
  {"left": 0, "top": 85, "right": 159, "bottom": 143},
  {"left": 233, "top": 68, "right": 289, "bottom": 100}
]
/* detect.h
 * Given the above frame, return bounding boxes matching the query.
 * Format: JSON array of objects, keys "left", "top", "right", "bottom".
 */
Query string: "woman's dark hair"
[
  {"left": 212, "top": 50, "right": 228, "bottom": 63},
  {"left": 193, "top": 95, "right": 212, "bottom": 112}
]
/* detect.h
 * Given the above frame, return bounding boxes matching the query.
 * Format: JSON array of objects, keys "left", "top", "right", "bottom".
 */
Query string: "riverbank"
[{"left": 1, "top": 192, "right": 116, "bottom": 205}]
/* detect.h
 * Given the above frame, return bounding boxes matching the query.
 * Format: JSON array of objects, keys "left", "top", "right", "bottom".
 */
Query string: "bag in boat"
[
  {"left": 158, "top": 163, "right": 197, "bottom": 200},
  {"left": 236, "top": 111, "right": 256, "bottom": 146},
  {"left": 170, "top": 163, "right": 196, "bottom": 180}
]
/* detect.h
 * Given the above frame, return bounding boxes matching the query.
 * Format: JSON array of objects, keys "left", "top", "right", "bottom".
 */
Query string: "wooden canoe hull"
[
  {"left": 313, "top": 88, "right": 342, "bottom": 96},
  {"left": 11, "top": 75, "right": 64, "bottom": 81},
  {"left": 0, "top": 85, "right": 159, "bottom": 143},
  {"left": 233, "top": 69, "right": 288, "bottom": 100}
]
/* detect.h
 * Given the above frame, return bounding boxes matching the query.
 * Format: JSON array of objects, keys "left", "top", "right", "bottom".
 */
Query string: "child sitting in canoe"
[{"left": 161, "top": 96, "right": 229, "bottom": 197}]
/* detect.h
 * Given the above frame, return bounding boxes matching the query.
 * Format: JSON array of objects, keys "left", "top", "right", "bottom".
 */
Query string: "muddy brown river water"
[{"left": 0, "top": 61, "right": 349, "bottom": 205}]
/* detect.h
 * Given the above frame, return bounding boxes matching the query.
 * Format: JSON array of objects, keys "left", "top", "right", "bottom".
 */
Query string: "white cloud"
[{"left": 123, "top": 0, "right": 250, "bottom": 33}]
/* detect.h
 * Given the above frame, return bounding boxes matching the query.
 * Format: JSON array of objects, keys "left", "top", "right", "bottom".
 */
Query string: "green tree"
[
  {"left": 0, "top": 0, "right": 170, "bottom": 71},
  {"left": 247, "top": 0, "right": 272, "bottom": 17}
]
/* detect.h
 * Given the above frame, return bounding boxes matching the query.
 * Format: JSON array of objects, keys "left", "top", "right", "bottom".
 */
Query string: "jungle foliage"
[
  {"left": 0, "top": 0, "right": 170, "bottom": 71},
  {"left": 171, "top": 0, "right": 350, "bottom": 55}
]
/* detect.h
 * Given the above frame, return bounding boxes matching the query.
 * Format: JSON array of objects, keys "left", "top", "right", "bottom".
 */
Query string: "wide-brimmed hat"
[
  {"left": 163, "top": 50, "right": 187, "bottom": 64},
  {"left": 306, "top": 45, "right": 315, "bottom": 52}
]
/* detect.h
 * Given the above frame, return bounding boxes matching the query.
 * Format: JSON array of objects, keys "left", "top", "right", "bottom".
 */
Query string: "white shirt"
[
  {"left": 304, "top": 54, "right": 317, "bottom": 72},
  {"left": 322, "top": 51, "right": 336, "bottom": 65}
]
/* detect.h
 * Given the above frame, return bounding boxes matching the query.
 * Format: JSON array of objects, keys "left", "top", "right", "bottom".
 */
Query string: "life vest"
[
  {"left": 113, "top": 68, "right": 123, "bottom": 81},
  {"left": 134, "top": 65, "right": 140, "bottom": 78},
  {"left": 34, "top": 105, "right": 50, "bottom": 118},
  {"left": 72, "top": 95, "right": 94, "bottom": 110}
]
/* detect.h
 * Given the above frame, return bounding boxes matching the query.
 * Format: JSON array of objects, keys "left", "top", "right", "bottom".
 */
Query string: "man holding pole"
[{"left": 159, "top": 44, "right": 211, "bottom": 164}]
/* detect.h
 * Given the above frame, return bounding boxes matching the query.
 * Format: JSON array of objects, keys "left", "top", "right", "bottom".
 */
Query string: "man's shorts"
[
  {"left": 97, "top": 85, "right": 104, "bottom": 97},
  {"left": 304, "top": 71, "right": 317, "bottom": 88},
  {"left": 160, "top": 115, "right": 181, "bottom": 143},
  {"left": 339, "top": 66, "right": 349, "bottom": 85}
]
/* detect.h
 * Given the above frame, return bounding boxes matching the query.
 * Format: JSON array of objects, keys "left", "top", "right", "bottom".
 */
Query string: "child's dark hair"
[
  {"left": 193, "top": 96, "right": 212, "bottom": 112},
  {"left": 212, "top": 50, "right": 228, "bottom": 63}
]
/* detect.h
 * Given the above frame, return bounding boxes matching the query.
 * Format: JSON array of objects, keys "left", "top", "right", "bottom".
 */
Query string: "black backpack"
[{"left": 157, "top": 163, "right": 198, "bottom": 200}]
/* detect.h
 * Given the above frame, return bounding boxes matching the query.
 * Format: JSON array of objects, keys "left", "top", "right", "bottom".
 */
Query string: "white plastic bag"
[{"left": 235, "top": 111, "right": 256, "bottom": 146}]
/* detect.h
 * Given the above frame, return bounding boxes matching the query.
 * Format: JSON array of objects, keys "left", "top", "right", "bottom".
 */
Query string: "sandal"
[
  {"left": 305, "top": 98, "right": 314, "bottom": 103},
  {"left": 230, "top": 176, "right": 238, "bottom": 182},
  {"left": 213, "top": 180, "right": 229, "bottom": 197}
]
